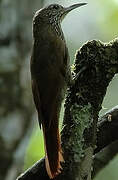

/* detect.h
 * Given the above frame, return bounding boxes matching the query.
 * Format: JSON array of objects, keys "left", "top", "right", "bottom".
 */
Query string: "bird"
[{"left": 30, "top": 3, "right": 87, "bottom": 179}]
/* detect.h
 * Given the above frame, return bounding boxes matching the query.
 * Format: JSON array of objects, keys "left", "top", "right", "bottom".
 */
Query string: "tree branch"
[
  {"left": 93, "top": 140, "right": 118, "bottom": 178},
  {"left": 17, "top": 39, "right": 118, "bottom": 180},
  {"left": 96, "top": 106, "right": 118, "bottom": 154},
  {"left": 17, "top": 106, "right": 118, "bottom": 180},
  {"left": 92, "top": 105, "right": 118, "bottom": 177}
]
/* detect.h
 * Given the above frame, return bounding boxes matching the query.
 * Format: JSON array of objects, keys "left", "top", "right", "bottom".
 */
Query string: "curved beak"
[{"left": 64, "top": 3, "right": 87, "bottom": 15}]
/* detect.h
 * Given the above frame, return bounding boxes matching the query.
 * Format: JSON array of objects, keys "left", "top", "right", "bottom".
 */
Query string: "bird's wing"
[
  {"left": 60, "top": 45, "right": 72, "bottom": 86},
  {"left": 31, "top": 79, "right": 43, "bottom": 128}
]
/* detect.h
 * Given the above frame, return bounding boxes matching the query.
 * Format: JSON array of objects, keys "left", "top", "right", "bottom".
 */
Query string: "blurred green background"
[{"left": 0, "top": 0, "right": 118, "bottom": 179}]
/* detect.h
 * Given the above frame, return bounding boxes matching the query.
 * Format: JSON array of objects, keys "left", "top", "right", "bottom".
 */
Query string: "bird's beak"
[{"left": 64, "top": 3, "right": 87, "bottom": 15}]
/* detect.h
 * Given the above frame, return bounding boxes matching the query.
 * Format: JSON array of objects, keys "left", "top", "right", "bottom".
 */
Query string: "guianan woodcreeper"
[{"left": 30, "top": 3, "right": 87, "bottom": 179}]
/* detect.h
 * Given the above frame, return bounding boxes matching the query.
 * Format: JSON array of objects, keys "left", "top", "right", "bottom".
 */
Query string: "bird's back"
[{"left": 31, "top": 24, "right": 69, "bottom": 104}]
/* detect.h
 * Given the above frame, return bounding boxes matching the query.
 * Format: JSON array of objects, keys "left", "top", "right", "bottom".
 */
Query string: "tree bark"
[{"left": 17, "top": 39, "right": 118, "bottom": 180}]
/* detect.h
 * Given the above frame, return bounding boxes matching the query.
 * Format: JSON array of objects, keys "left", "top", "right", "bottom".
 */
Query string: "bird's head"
[{"left": 34, "top": 3, "right": 87, "bottom": 25}]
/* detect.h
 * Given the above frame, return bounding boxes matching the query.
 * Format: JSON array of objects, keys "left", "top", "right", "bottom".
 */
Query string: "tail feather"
[
  {"left": 42, "top": 123, "right": 64, "bottom": 179},
  {"left": 45, "top": 146, "right": 64, "bottom": 179}
]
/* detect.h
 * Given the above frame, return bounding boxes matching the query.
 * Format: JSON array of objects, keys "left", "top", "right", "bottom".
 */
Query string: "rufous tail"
[{"left": 42, "top": 121, "right": 64, "bottom": 179}]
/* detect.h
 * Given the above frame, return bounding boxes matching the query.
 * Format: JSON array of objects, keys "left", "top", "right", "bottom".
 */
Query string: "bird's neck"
[
  {"left": 33, "top": 19, "right": 65, "bottom": 42},
  {"left": 49, "top": 20, "right": 65, "bottom": 41}
]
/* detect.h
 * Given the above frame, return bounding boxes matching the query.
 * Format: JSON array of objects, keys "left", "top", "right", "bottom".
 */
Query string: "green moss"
[{"left": 69, "top": 103, "right": 92, "bottom": 161}]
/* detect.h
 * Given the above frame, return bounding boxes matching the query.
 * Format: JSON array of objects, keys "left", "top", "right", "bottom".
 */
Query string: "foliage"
[{"left": 24, "top": 129, "right": 44, "bottom": 170}]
